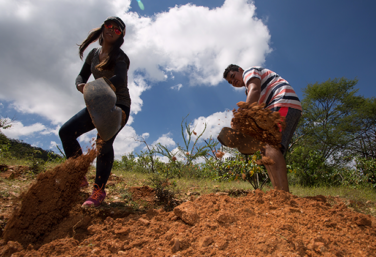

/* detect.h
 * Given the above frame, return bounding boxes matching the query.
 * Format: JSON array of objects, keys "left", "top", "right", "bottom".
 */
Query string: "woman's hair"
[{"left": 78, "top": 24, "right": 125, "bottom": 71}]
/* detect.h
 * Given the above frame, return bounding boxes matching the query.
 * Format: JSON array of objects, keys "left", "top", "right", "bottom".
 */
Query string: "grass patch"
[{"left": 290, "top": 185, "right": 376, "bottom": 202}]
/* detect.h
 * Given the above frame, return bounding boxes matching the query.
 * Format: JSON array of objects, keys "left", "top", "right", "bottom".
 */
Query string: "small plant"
[
  {"left": 176, "top": 114, "right": 218, "bottom": 166},
  {"left": 29, "top": 150, "right": 46, "bottom": 174},
  {"left": 147, "top": 173, "right": 179, "bottom": 211}
]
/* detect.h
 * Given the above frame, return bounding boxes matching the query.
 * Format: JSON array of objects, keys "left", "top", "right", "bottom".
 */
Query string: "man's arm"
[{"left": 245, "top": 77, "right": 261, "bottom": 105}]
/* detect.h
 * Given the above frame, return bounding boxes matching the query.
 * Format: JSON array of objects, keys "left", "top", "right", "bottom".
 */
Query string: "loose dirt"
[
  {"left": 2, "top": 146, "right": 97, "bottom": 248},
  {"left": 1, "top": 187, "right": 375, "bottom": 256},
  {"left": 232, "top": 101, "right": 285, "bottom": 148}
]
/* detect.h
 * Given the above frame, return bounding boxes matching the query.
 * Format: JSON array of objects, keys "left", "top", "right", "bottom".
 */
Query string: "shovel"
[
  {"left": 83, "top": 77, "right": 123, "bottom": 141},
  {"left": 217, "top": 127, "right": 262, "bottom": 155}
]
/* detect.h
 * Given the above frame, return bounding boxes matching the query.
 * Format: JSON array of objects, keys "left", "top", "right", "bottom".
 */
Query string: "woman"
[{"left": 59, "top": 16, "right": 131, "bottom": 208}]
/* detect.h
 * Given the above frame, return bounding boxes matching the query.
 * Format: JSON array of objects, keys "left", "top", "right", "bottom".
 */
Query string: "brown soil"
[
  {"left": 232, "top": 102, "right": 285, "bottom": 148},
  {"left": 2, "top": 147, "right": 97, "bottom": 248},
  {"left": 1, "top": 187, "right": 375, "bottom": 256},
  {"left": 0, "top": 165, "right": 29, "bottom": 180}
]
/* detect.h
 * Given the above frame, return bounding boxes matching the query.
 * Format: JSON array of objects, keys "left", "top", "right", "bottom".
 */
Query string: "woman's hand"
[{"left": 77, "top": 83, "right": 86, "bottom": 94}]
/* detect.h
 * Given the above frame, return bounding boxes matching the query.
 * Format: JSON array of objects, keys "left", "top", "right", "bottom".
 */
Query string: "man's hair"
[{"left": 223, "top": 64, "right": 240, "bottom": 79}]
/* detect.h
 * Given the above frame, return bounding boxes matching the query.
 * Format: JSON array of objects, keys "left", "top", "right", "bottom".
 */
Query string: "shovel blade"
[
  {"left": 83, "top": 78, "right": 122, "bottom": 141},
  {"left": 217, "top": 127, "right": 261, "bottom": 155}
]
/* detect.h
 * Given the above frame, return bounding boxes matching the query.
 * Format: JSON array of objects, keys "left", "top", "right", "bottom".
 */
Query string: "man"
[{"left": 223, "top": 65, "right": 302, "bottom": 192}]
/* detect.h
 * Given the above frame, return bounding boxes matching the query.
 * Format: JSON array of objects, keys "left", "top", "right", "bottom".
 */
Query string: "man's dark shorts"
[{"left": 272, "top": 107, "right": 302, "bottom": 156}]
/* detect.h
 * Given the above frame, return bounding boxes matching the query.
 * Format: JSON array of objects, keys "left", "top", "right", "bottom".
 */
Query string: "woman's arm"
[
  {"left": 109, "top": 59, "right": 128, "bottom": 90},
  {"left": 76, "top": 62, "right": 92, "bottom": 86},
  {"left": 76, "top": 62, "right": 92, "bottom": 93},
  {"left": 75, "top": 48, "right": 96, "bottom": 93}
]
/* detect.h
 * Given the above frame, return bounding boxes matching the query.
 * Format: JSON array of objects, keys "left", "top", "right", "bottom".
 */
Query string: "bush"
[{"left": 355, "top": 157, "right": 376, "bottom": 188}]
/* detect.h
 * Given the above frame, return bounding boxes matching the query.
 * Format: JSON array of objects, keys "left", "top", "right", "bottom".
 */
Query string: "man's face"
[{"left": 225, "top": 69, "right": 245, "bottom": 88}]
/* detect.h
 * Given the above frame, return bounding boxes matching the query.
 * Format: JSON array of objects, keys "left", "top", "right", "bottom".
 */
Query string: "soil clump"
[{"left": 232, "top": 101, "right": 285, "bottom": 148}]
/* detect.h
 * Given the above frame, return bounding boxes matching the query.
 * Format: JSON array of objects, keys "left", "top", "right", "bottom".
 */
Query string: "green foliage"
[
  {"left": 0, "top": 136, "right": 11, "bottom": 159},
  {"left": 113, "top": 152, "right": 136, "bottom": 171},
  {"left": 0, "top": 132, "right": 63, "bottom": 162},
  {"left": 28, "top": 150, "right": 46, "bottom": 174},
  {"left": 355, "top": 157, "right": 376, "bottom": 188},
  {"left": 175, "top": 114, "right": 218, "bottom": 166},
  {"left": 200, "top": 151, "right": 269, "bottom": 190},
  {"left": 297, "top": 77, "right": 366, "bottom": 161},
  {"left": 147, "top": 173, "right": 179, "bottom": 211},
  {"left": 287, "top": 146, "right": 327, "bottom": 186},
  {"left": 124, "top": 114, "right": 220, "bottom": 179},
  {"left": 287, "top": 146, "right": 376, "bottom": 188},
  {"left": 287, "top": 77, "right": 376, "bottom": 188},
  {"left": 0, "top": 118, "right": 12, "bottom": 130}
]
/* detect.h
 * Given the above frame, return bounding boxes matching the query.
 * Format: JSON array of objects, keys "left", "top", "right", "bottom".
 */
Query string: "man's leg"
[
  {"left": 263, "top": 107, "right": 301, "bottom": 192},
  {"left": 263, "top": 144, "right": 289, "bottom": 192}
]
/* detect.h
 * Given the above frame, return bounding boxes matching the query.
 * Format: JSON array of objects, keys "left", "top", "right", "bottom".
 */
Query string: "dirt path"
[{"left": 1, "top": 188, "right": 375, "bottom": 256}]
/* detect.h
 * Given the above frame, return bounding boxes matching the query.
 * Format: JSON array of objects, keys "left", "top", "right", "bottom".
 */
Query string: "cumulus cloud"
[
  {"left": 152, "top": 132, "right": 176, "bottom": 148},
  {"left": 190, "top": 110, "right": 233, "bottom": 141},
  {"left": 49, "top": 141, "right": 57, "bottom": 149},
  {"left": 121, "top": 0, "right": 271, "bottom": 85},
  {"left": 0, "top": 0, "right": 270, "bottom": 155},
  {"left": 113, "top": 125, "right": 144, "bottom": 159},
  {"left": 0, "top": 121, "right": 47, "bottom": 139},
  {"left": 171, "top": 84, "right": 183, "bottom": 91}
]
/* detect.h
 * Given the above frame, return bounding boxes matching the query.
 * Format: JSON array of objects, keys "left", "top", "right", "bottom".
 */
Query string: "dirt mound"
[
  {"left": 232, "top": 102, "right": 285, "bottom": 147},
  {"left": 2, "top": 189, "right": 375, "bottom": 256},
  {"left": 0, "top": 165, "right": 29, "bottom": 179},
  {"left": 3, "top": 147, "right": 97, "bottom": 247}
]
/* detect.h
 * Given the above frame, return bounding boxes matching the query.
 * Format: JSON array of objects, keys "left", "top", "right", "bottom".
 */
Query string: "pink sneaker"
[
  {"left": 80, "top": 176, "right": 89, "bottom": 188},
  {"left": 82, "top": 184, "right": 106, "bottom": 208}
]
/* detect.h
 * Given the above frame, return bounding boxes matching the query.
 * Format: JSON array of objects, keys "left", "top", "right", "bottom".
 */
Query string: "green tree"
[
  {"left": 0, "top": 118, "right": 12, "bottom": 130},
  {"left": 291, "top": 78, "right": 370, "bottom": 162},
  {"left": 287, "top": 77, "right": 376, "bottom": 186},
  {"left": 346, "top": 97, "right": 376, "bottom": 159}
]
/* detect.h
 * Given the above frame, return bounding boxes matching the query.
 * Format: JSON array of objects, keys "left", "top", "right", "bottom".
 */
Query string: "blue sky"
[{"left": 0, "top": 0, "right": 375, "bottom": 161}]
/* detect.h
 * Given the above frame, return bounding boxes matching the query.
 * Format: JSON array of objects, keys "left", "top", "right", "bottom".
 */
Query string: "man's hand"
[{"left": 77, "top": 83, "right": 86, "bottom": 94}]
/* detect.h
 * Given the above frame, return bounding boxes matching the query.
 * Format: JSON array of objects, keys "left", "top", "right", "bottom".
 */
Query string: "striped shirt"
[{"left": 243, "top": 67, "right": 302, "bottom": 111}]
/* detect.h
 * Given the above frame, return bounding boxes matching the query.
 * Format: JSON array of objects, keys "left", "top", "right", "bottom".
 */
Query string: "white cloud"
[
  {"left": 0, "top": 0, "right": 270, "bottom": 157},
  {"left": 141, "top": 132, "right": 150, "bottom": 139},
  {"left": 0, "top": 120, "right": 46, "bottom": 139},
  {"left": 49, "top": 141, "right": 57, "bottom": 149},
  {"left": 152, "top": 132, "right": 176, "bottom": 148},
  {"left": 190, "top": 110, "right": 233, "bottom": 141},
  {"left": 171, "top": 84, "right": 183, "bottom": 91},
  {"left": 113, "top": 125, "right": 143, "bottom": 159},
  {"left": 121, "top": 0, "right": 271, "bottom": 85}
]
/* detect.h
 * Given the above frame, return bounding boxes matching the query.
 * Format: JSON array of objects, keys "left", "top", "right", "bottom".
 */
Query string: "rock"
[
  {"left": 199, "top": 236, "right": 214, "bottom": 247},
  {"left": 216, "top": 240, "right": 229, "bottom": 250},
  {"left": 173, "top": 201, "right": 199, "bottom": 225},
  {"left": 171, "top": 238, "right": 180, "bottom": 253},
  {"left": 114, "top": 227, "right": 130, "bottom": 235},
  {"left": 139, "top": 218, "right": 150, "bottom": 226},
  {"left": 216, "top": 211, "right": 235, "bottom": 224}
]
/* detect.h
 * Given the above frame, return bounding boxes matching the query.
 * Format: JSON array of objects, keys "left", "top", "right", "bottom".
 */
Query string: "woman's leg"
[
  {"left": 94, "top": 105, "right": 131, "bottom": 190},
  {"left": 59, "top": 108, "right": 95, "bottom": 158},
  {"left": 82, "top": 105, "right": 130, "bottom": 207}
]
